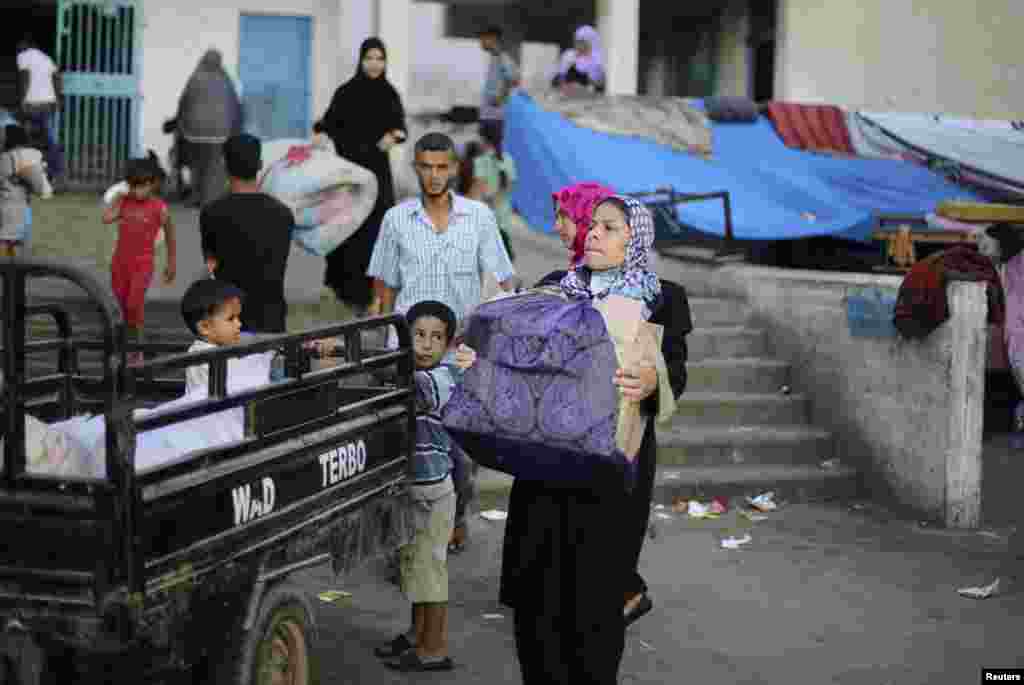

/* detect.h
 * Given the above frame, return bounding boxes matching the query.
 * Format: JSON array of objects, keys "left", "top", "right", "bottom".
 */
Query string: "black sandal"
[
  {"left": 374, "top": 634, "right": 414, "bottom": 659},
  {"left": 385, "top": 650, "right": 454, "bottom": 672},
  {"left": 624, "top": 594, "right": 653, "bottom": 627}
]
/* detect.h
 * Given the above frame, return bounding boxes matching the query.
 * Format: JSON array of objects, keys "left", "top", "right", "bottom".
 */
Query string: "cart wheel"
[{"left": 218, "top": 582, "right": 319, "bottom": 685}]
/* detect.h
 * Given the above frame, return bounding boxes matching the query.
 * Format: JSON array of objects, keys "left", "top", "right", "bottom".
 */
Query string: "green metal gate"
[{"left": 55, "top": 0, "right": 141, "bottom": 188}]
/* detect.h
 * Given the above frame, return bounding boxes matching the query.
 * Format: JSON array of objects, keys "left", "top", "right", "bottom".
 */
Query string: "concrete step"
[
  {"left": 688, "top": 327, "right": 768, "bottom": 361},
  {"left": 687, "top": 297, "right": 751, "bottom": 328},
  {"left": 673, "top": 392, "right": 808, "bottom": 426},
  {"left": 686, "top": 358, "right": 789, "bottom": 393},
  {"left": 651, "top": 464, "right": 860, "bottom": 505},
  {"left": 657, "top": 424, "right": 833, "bottom": 467}
]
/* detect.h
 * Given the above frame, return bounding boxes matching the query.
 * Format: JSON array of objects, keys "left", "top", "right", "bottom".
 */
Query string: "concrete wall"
[
  {"left": 720, "top": 266, "right": 987, "bottom": 527},
  {"left": 774, "top": 0, "right": 1024, "bottom": 117}
]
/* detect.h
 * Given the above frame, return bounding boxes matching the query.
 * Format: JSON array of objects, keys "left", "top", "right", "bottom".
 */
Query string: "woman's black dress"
[
  {"left": 315, "top": 51, "right": 407, "bottom": 310},
  {"left": 499, "top": 271, "right": 691, "bottom": 683}
]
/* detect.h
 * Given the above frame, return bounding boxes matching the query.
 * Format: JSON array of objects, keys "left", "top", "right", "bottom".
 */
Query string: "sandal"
[
  {"left": 384, "top": 650, "right": 454, "bottom": 672},
  {"left": 624, "top": 593, "right": 653, "bottom": 627},
  {"left": 374, "top": 634, "right": 414, "bottom": 659},
  {"left": 447, "top": 540, "right": 466, "bottom": 555}
]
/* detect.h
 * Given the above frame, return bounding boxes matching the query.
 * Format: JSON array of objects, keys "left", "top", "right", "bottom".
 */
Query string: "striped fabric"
[
  {"left": 411, "top": 365, "right": 461, "bottom": 483},
  {"left": 368, "top": 192, "right": 516, "bottom": 328}
]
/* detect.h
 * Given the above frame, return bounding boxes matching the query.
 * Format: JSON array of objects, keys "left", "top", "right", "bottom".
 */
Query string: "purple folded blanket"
[{"left": 441, "top": 292, "right": 637, "bottom": 490}]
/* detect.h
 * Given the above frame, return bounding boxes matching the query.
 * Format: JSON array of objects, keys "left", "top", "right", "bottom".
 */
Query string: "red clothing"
[
  {"left": 894, "top": 246, "right": 1004, "bottom": 339},
  {"left": 113, "top": 196, "right": 166, "bottom": 263},
  {"left": 111, "top": 196, "right": 166, "bottom": 327},
  {"left": 111, "top": 258, "right": 154, "bottom": 327}
]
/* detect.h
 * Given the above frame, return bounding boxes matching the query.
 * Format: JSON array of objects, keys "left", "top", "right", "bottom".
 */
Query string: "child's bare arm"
[
  {"left": 162, "top": 208, "right": 177, "bottom": 284},
  {"left": 102, "top": 196, "right": 122, "bottom": 225},
  {"left": 453, "top": 344, "right": 477, "bottom": 371}
]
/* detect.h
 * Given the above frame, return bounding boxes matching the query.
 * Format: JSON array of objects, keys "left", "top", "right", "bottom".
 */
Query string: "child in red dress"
[{"left": 102, "top": 157, "right": 177, "bottom": 366}]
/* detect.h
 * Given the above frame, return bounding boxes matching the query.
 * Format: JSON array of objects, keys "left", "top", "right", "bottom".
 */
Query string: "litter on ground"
[
  {"left": 741, "top": 510, "right": 769, "bottom": 522},
  {"left": 654, "top": 512, "right": 674, "bottom": 521},
  {"left": 482, "top": 613, "right": 505, "bottom": 620},
  {"left": 820, "top": 458, "right": 841, "bottom": 470},
  {"left": 747, "top": 492, "right": 778, "bottom": 512},
  {"left": 721, "top": 534, "right": 753, "bottom": 550},
  {"left": 480, "top": 510, "right": 509, "bottom": 522},
  {"left": 317, "top": 590, "right": 353, "bottom": 603},
  {"left": 687, "top": 501, "right": 721, "bottom": 519},
  {"left": 958, "top": 578, "right": 1001, "bottom": 599}
]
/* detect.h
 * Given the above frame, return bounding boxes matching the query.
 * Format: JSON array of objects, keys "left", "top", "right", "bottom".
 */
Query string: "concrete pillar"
[
  {"left": 596, "top": 0, "right": 639, "bottom": 96},
  {"left": 945, "top": 280, "right": 986, "bottom": 529},
  {"left": 376, "top": 0, "right": 411, "bottom": 99}
]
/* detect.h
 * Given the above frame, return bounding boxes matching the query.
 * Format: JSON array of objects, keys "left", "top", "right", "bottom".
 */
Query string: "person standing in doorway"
[
  {"left": 478, "top": 26, "right": 520, "bottom": 156},
  {"left": 175, "top": 50, "right": 243, "bottom": 209},
  {"left": 315, "top": 37, "right": 407, "bottom": 316},
  {"left": 200, "top": 134, "right": 294, "bottom": 334},
  {"left": 16, "top": 35, "right": 64, "bottom": 187}
]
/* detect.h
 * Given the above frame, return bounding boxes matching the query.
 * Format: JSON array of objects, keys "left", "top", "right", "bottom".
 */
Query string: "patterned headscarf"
[
  {"left": 560, "top": 195, "right": 662, "bottom": 319},
  {"left": 552, "top": 182, "right": 615, "bottom": 266}
]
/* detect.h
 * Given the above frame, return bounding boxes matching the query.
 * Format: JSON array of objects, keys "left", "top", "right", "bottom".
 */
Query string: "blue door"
[{"left": 239, "top": 14, "right": 311, "bottom": 141}]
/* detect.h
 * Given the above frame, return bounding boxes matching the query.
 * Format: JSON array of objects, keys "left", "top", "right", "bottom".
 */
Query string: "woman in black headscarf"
[{"left": 315, "top": 38, "right": 407, "bottom": 313}]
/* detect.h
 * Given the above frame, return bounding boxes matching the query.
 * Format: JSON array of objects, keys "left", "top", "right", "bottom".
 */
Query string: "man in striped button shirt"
[
  {"left": 367, "top": 132, "right": 519, "bottom": 333},
  {"left": 368, "top": 131, "right": 519, "bottom": 555}
]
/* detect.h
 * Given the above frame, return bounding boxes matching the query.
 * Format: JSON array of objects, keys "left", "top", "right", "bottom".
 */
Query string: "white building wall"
[
  {"left": 137, "top": 0, "right": 562, "bottom": 167},
  {"left": 138, "top": 0, "right": 342, "bottom": 166},
  {"left": 775, "top": 0, "right": 1024, "bottom": 117}
]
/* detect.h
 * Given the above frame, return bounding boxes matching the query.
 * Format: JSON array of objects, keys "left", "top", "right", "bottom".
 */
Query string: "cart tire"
[{"left": 217, "top": 582, "right": 319, "bottom": 685}]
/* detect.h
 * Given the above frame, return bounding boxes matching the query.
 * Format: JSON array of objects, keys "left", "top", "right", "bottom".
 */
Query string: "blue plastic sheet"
[{"left": 505, "top": 93, "right": 980, "bottom": 243}]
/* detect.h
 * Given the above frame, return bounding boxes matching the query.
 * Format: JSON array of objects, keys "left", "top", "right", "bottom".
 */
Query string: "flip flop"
[
  {"left": 373, "top": 634, "right": 414, "bottom": 659},
  {"left": 447, "top": 540, "right": 466, "bottom": 555},
  {"left": 385, "top": 650, "right": 454, "bottom": 672},
  {"left": 625, "top": 593, "right": 653, "bottom": 627}
]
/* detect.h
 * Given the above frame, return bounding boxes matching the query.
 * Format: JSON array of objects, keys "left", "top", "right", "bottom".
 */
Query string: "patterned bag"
[
  {"left": 258, "top": 139, "right": 379, "bottom": 256},
  {"left": 441, "top": 290, "right": 672, "bottom": 491}
]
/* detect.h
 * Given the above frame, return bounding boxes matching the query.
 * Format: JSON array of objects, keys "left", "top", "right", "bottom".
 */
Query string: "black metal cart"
[{"left": 0, "top": 257, "right": 417, "bottom": 684}]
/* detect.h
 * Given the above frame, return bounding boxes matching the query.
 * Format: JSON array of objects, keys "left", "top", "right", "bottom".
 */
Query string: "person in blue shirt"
[{"left": 373, "top": 299, "right": 476, "bottom": 672}]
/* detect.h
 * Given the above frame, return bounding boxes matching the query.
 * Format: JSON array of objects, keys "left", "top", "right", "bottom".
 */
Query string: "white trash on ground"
[
  {"left": 480, "top": 509, "right": 508, "bottom": 522},
  {"left": 721, "top": 534, "right": 753, "bottom": 550},
  {"left": 957, "top": 578, "right": 1001, "bottom": 599}
]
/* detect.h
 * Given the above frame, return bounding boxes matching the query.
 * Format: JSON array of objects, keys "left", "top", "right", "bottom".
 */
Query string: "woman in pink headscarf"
[{"left": 536, "top": 182, "right": 615, "bottom": 288}]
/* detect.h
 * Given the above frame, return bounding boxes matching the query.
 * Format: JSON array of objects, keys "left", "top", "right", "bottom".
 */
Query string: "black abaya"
[
  {"left": 315, "top": 38, "right": 407, "bottom": 309},
  {"left": 499, "top": 272, "right": 690, "bottom": 683}
]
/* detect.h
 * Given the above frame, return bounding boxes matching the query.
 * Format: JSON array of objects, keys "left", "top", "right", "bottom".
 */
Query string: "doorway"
[
  {"left": 239, "top": 14, "right": 312, "bottom": 141},
  {"left": 748, "top": 0, "right": 777, "bottom": 102}
]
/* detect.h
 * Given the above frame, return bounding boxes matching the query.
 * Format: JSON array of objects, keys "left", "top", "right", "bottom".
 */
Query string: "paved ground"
[
  {"left": 21, "top": 193, "right": 1024, "bottom": 682},
  {"left": 292, "top": 495, "right": 1022, "bottom": 684}
]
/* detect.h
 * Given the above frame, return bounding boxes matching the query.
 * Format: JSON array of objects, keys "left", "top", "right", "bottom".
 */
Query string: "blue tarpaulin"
[{"left": 505, "top": 93, "right": 980, "bottom": 243}]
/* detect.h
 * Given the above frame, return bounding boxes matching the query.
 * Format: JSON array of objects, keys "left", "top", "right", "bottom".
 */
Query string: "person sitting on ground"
[
  {"left": 551, "top": 25, "right": 606, "bottom": 94},
  {"left": 0, "top": 123, "right": 52, "bottom": 257},
  {"left": 372, "top": 299, "right": 476, "bottom": 672},
  {"left": 102, "top": 156, "right": 178, "bottom": 367}
]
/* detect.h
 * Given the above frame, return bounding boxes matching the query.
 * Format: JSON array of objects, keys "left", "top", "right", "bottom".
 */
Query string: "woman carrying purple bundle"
[{"left": 490, "top": 194, "right": 690, "bottom": 682}]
